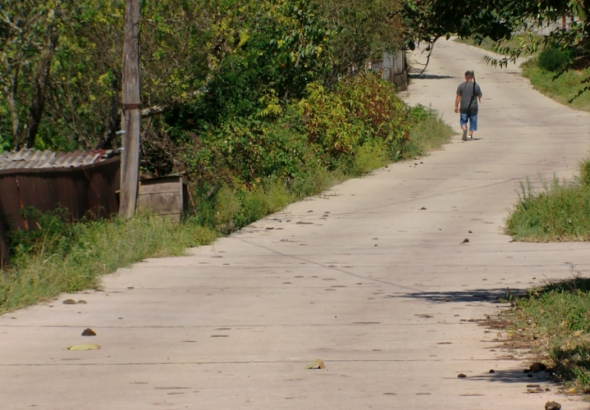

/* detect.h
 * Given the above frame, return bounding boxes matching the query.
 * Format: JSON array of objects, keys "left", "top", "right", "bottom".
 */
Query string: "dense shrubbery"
[
  {"left": 180, "top": 73, "right": 413, "bottom": 186},
  {"left": 178, "top": 73, "right": 452, "bottom": 233},
  {"left": 537, "top": 46, "right": 572, "bottom": 72},
  {"left": 0, "top": 0, "right": 404, "bottom": 154}
]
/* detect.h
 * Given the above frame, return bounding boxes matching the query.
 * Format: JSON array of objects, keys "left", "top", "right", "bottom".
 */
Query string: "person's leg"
[
  {"left": 468, "top": 114, "right": 478, "bottom": 139},
  {"left": 460, "top": 114, "right": 468, "bottom": 141}
]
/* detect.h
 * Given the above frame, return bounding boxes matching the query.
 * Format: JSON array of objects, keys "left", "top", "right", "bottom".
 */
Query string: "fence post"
[{"left": 392, "top": 51, "right": 408, "bottom": 91}]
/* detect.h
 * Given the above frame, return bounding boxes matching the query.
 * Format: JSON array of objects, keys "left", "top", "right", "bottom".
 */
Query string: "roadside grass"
[
  {"left": 0, "top": 214, "right": 217, "bottom": 313},
  {"left": 495, "top": 274, "right": 590, "bottom": 392},
  {"left": 404, "top": 108, "right": 454, "bottom": 156},
  {"left": 505, "top": 161, "right": 590, "bottom": 241},
  {"left": 0, "top": 107, "right": 454, "bottom": 314},
  {"left": 522, "top": 59, "right": 590, "bottom": 112}
]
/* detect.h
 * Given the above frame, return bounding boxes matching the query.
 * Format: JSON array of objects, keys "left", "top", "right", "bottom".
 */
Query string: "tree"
[
  {"left": 0, "top": 0, "right": 64, "bottom": 149},
  {"left": 401, "top": 0, "right": 590, "bottom": 69},
  {"left": 317, "top": 0, "right": 405, "bottom": 77}
]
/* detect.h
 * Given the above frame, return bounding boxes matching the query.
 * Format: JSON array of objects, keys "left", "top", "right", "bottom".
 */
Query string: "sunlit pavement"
[{"left": 2, "top": 39, "right": 590, "bottom": 409}]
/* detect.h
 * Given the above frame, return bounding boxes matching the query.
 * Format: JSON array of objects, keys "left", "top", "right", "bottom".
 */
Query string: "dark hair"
[{"left": 465, "top": 71, "right": 474, "bottom": 78}]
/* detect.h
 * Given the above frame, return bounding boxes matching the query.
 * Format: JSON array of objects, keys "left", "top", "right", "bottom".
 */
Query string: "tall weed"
[
  {"left": 506, "top": 170, "right": 590, "bottom": 241},
  {"left": 1, "top": 214, "right": 216, "bottom": 313}
]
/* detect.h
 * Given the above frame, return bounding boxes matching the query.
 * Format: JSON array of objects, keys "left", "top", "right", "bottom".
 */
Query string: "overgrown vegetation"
[
  {"left": 0, "top": 0, "right": 405, "bottom": 156},
  {"left": 0, "top": 0, "right": 460, "bottom": 312},
  {"left": 1, "top": 211, "right": 217, "bottom": 313},
  {"left": 521, "top": 57, "right": 590, "bottom": 112},
  {"left": 506, "top": 160, "right": 590, "bottom": 242},
  {"left": 498, "top": 274, "right": 590, "bottom": 392},
  {"left": 0, "top": 103, "right": 454, "bottom": 313},
  {"left": 188, "top": 102, "right": 453, "bottom": 234}
]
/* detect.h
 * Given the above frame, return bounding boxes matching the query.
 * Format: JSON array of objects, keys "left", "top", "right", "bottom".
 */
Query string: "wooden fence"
[
  {"left": 0, "top": 157, "right": 120, "bottom": 267},
  {"left": 371, "top": 50, "right": 408, "bottom": 91}
]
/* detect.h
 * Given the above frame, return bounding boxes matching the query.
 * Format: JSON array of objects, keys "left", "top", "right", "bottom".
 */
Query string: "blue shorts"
[{"left": 460, "top": 113, "right": 478, "bottom": 131}]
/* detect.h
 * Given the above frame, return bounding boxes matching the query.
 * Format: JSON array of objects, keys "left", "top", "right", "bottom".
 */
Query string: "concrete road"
[{"left": 2, "top": 40, "right": 590, "bottom": 410}]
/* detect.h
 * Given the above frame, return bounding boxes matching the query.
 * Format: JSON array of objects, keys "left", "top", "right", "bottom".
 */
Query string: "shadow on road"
[
  {"left": 466, "top": 368, "right": 552, "bottom": 384},
  {"left": 392, "top": 288, "right": 524, "bottom": 303},
  {"left": 409, "top": 74, "right": 455, "bottom": 80}
]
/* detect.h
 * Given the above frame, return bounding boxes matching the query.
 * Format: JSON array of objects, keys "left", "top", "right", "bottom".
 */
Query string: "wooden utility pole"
[{"left": 120, "top": 0, "right": 141, "bottom": 218}]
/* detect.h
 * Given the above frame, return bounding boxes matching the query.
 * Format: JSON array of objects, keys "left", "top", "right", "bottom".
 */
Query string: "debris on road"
[
  {"left": 305, "top": 359, "right": 325, "bottom": 370},
  {"left": 63, "top": 299, "right": 76, "bottom": 305},
  {"left": 68, "top": 344, "right": 100, "bottom": 351},
  {"left": 81, "top": 328, "right": 96, "bottom": 336},
  {"left": 545, "top": 401, "right": 561, "bottom": 410}
]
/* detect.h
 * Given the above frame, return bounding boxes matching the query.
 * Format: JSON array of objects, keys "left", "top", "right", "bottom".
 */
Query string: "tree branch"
[
  {"left": 139, "top": 74, "right": 214, "bottom": 118},
  {"left": 23, "top": 29, "right": 59, "bottom": 149},
  {"left": 6, "top": 65, "right": 20, "bottom": 140}
]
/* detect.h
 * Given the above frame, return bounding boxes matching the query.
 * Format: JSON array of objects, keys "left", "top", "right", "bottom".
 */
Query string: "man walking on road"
[{"left": 455, "top": 71, "right": 482, "bottom": 141}]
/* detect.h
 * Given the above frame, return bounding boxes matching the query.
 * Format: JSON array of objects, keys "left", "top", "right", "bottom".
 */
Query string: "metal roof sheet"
[{"left": 0, "top": 149, "right": 115, "bottom": 171}]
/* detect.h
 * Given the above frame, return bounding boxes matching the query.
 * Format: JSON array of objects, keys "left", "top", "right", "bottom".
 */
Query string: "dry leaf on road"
[
  {"left": 305, "top": 359, "right": 325, "bottom": 370},
  {"left": 68, "top": 344, "right": 101, "bottom": 351}
]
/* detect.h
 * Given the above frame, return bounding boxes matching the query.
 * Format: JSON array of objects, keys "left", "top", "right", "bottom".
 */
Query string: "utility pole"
[{"left": 119, "top": 0, "right": 141, "bottom": 218}]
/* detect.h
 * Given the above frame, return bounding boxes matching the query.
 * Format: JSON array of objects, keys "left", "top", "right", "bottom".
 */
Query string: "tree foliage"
[
  {"left": 402, "top": 0, "right": 590, "bottom": 71},
  {"left": 0, "top": 0, "right": 406, "bottom": 156}
]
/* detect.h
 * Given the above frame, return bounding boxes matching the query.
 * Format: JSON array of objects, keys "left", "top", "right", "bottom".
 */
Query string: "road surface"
[{"left": 2, "top": 39, "right": 590, "bottom": 410}]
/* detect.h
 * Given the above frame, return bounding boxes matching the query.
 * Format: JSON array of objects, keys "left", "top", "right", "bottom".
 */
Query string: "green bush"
[
  {"left": 9, "top": 208, "right": 77, "bottom": 256},
  {"left": 182, "top": 73, "right": 416, "bottom": 189},
  {"left": 410, "top": 104, "right": 437, "bottom": 122},
  {"left": 298, "top": 73, "right": 411, "bottom": 162},
  {"left": 537, "top": 47, "right": 572, "bottom": 72},
  {"left": 180, "top": 111, "right": 316, "bottom": 187},
  {"left": 580, "top": 159, "right": 590, "bottom": 186}
]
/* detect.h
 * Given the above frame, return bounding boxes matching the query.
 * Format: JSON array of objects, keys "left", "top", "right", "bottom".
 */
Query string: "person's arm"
[{"left": 454, "top": 94, "right": 461, "bottom": 113}]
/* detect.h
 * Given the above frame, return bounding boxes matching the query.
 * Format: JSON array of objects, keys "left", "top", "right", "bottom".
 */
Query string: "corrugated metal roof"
[{"left": 0, "top": 149, "right": 115, "bottom": 171}]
